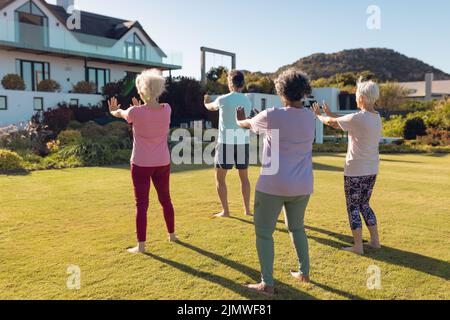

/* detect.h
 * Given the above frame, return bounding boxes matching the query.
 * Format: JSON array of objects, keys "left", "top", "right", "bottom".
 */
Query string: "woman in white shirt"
[{"left": 312, "top": 79, "right": 382, "bottom": 255}]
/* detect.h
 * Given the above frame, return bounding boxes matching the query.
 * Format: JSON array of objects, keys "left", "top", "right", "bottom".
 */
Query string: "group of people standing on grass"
[{"left": 108, "top": 67, "right": 383, "bottom": 296}]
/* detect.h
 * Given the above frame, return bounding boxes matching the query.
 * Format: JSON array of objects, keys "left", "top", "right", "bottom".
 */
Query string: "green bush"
[
  {"left": 404, "top": 117, "right": 427, "bottom": 140},
  {"left": 37, "top": 79, "right": 61, "bottom": 92},
  {"left": 58, "top": 141, "right": 115, "bottom": 166},
  {"left": 0, "top": 149, "right": 26, "bottom": 172},
  {"left": 383, "top": 115, "right": 406, "bottom": 138},
  {"left": 0, "top": 131, "right": 33, "bottom": 151},
  {"left": 58, "top": 130, "right": 83, "bottom": 146},
  {"left": 67, "top": 120, "right": 84, "bottom": 130},
  {"left": 80, "top": 122, "right": 108, "bottom": 139},
  {"left": 1, "top": 74, "right": 26, "bottom": 90}
]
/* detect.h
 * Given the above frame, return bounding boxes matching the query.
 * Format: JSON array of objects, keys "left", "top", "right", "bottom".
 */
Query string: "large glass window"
[
  {"left": 86, "top": 67, "right": 110, "bottom": 93},
  {"left": 124, "top": 33, "right": 146, "bottom": 61},
  {"left": 15, "top": 1, "right": 49, "bottom": 47},
  {"left": 16, "top": 59, "right": 50, "bottom": 91}
]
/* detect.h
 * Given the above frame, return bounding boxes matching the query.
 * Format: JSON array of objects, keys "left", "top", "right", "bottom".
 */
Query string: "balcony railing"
[{"left": 0, "top": 19, "right": 182, "bottom": 69}]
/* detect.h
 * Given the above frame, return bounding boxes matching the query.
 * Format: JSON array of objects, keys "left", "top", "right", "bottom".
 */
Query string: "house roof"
[
  {"left": 0, "top": 0, "right": 167, "bottom": 57},
  {"left": 400, "top": 80, "right": 450, "bottom": 97}
]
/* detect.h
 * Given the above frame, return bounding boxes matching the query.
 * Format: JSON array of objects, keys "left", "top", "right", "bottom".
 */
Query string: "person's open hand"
[
  {"left": 236, "top": 107, "right": 247, "bottom": 122},
  {"left": 130, "top": 97, "right": 142, "bottom": 107},
  {"left": 311, "top": 102, "right": 322, "bottom": 117},
  {"left": 108, "top": 97, "right": 121, "bottom": 114},
  {"left": 322, "top": 101, "right": 332, "bottom": 116},
  {"left": 204, "top": 94, "right": 212, "bottom": 105}
]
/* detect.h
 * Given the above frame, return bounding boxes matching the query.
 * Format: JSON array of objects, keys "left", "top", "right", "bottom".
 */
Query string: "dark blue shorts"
[{"left": 215, "top": 143, "right": 250, "bottom": 170}]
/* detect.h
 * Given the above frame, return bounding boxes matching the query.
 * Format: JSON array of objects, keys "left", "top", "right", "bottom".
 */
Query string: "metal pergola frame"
[{"left": 200, "top": 47, "right": 236, "bottom": 86}]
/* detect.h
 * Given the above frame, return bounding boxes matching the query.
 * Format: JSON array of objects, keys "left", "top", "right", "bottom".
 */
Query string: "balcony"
[{"left": 0, "top": 19, "right": 182, "bottom": 70}]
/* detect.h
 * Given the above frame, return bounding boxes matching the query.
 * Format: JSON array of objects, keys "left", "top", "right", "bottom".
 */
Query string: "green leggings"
[{"left": 254, "top": 191, "right": 311, "bottom": 287}]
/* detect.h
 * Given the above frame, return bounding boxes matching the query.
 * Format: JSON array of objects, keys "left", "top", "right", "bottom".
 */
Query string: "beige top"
[{"left": 336, "top": 111, "right": 382, "bottom": 177}]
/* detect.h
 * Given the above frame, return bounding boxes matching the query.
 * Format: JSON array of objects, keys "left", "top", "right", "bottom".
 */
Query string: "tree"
[
  {"left": 378, "top": 82, "right": 409, "bottom": 114},
  {"left": 160, "top": 77, "right": 208, "bottom": 120}
]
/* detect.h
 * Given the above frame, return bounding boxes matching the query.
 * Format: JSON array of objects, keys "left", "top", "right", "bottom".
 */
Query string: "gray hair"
[
  {"left": 275, "top": 69, "right": 311, "bottom": 102},
  {"left": 356, "top": 78, "right": 380, "bottom": 106},
  {"left": 135, "top": 69, "right": 166, "bottom": 102}
]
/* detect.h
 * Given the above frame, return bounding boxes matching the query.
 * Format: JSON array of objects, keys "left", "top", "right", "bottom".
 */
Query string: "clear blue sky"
[{"left": 51, "top": 0, "right": 450, "bottom": 79}]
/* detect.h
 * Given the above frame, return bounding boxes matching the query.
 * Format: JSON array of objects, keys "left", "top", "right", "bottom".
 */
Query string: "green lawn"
[{"left": 0, "top": 154, "right": 449, "bottom": 300}]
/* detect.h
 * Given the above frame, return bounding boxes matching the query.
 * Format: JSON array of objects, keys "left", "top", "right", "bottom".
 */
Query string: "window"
[
  {"left": 339, "top": 93, "right": 358, "bottom": 111},
  {"left": 15, "top": 1, "right": 49, "bottom": 47},
  {"left": 0, "top": 96, "right": 7, "bottom": 110},
  {"left": 33, "top": 97, "right": 44, "bottom": 111},
  {"left": 86, "top": 67, "right": 110, "bottom": 93},
  {"left": 69, "top": 99, "right": 79, "bottom": 107},
  {"left": 124, "top": 33, "right": 146, "bottom": 61},
  {"left": 261, "top": 98, "right": 267, "bottom": 111},
  {"left": 16, "top": 59, "right": 50, "bottom": 91}
]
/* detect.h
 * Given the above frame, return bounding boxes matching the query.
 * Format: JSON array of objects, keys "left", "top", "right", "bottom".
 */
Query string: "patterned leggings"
[{"left": 344, "top": 175, "right": 378, "bottom": 230}]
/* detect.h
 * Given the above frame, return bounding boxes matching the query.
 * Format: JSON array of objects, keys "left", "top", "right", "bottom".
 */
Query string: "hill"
[{"left": 271, "top": 48, "right": 450, "bottom": 82}]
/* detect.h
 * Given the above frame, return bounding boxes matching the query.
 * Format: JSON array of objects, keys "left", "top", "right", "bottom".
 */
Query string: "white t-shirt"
[{"left": 336, "top": 111, "right": 382, "bottom": 177}]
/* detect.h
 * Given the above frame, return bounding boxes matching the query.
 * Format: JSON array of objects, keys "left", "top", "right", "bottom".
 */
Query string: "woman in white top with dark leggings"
[{"left": 312, "top": 79, "right": 382, "bottom": 255}]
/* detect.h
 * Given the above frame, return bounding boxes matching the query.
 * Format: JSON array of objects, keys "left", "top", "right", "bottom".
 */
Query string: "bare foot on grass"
[
  {"left": 366, "top": 242, "right": 382, "bottom": 249},
  {"left": 127, "top": 243, "right": 146, "bottom": 254},
  {"left": 290, "top": 270, "right": 310, "bottom": 283},
  {"left": 169, "top": 233, "right": 179, "bottom": 243},
  {"left": 212, "top": 211, "right": 231, "bottom": 219},
  {"left": 243, "top": 283, "right": 275, "bottom": 296}
]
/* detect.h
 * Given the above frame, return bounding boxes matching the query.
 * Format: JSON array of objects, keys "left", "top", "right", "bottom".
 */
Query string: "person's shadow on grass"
[
  {"left": 145, "top": 240, "right": 317, "bottom": 300},
  {"left": 305, "top": 225, "right": 450, "bottom": 281},
  {"left": 233, "top": 217, "right": 450, "bottom": 281}
]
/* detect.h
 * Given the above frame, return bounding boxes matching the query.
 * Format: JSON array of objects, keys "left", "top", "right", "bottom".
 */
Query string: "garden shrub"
[
  {"left": 79, "top": 122, "right": 108, "bottom": 139},
  {"left": 0, "top": 149, "right": 26, "bottom": 172},
  {"left": 42, "top": 107, "right": 74, "bottom": 134},
  {"left": 104, "top": 121, "right": 130, "bottom": 139},
  {"left": 72, "top": 81, "right": 96, "bottom": 94},
  {"left": 37, "top": 79, "right": 61, "bottom": 92},
  {"left": 403, "top": 117, "right": 427, "bottom": 140},
  {"left": 1, "top": 74, "right": 26, "bottom": 90},
  {"left": 383, "top": 115, "right": 406, "bottom": 138},
  {"left": 58, "top": 130, "right": 83, "bottom": 146},
  {"left": 0, "top": 130, "right": 33, "bottom": 151},
  {"left": 58, "top": 141, "right": 116, "bottom": 166},
  {"left": 67, "top": 120, "right": 84, "bottom": 130}
]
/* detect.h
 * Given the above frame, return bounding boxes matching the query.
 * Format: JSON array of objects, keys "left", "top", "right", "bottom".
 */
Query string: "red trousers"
[{"left": 131, "top": 164, "right": 175, "bottom": 242}]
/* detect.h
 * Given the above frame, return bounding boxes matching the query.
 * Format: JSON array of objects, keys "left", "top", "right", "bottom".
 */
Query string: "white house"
[
  {"left": 399, "top": 73, "right": 450, "bottom": 101},
  {"left": 245, "top": 88, "right": 355, "bottom": 144},
  {"left": 0, "top": 0, "right": 182, "bottom": 126}
]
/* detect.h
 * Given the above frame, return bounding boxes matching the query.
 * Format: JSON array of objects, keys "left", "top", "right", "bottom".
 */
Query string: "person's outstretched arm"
[
  {"left": 108, "top": 97, "right": 127, "bottom": 120},
  {"left": 236, "top": 107, "right": 252, "bottom": 129},
  {"left": 204, "top": 94, "right": 219, "bottom": 111},
  {"left": 108, "top": 97, "right": 141, "bottom": 121},
  {"left": 312, "top": 102, "right": 341, "bottom": 130},
  {"left": 321, "top": 101, "right": 339, "bottom": 118}
]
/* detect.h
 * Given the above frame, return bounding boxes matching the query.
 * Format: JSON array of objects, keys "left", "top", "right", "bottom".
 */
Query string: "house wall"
[
  {"left": 0, "top": 49, "right": 146, "bottom": 93},
  {"left": 0, "top": 88, "right": 103, "bottom": 126},
  {"left": 0, "top": 0, "right": 165, "bottom": 63}
]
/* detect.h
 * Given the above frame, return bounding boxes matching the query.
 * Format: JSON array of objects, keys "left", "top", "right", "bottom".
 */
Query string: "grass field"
[{"left": 0, "top": 153, "right": 449, "bottom": 300}]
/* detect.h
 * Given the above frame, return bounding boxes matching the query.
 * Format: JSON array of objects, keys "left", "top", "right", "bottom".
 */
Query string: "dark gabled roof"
[{"left": 0, "top": 0, "right": 166, "bottom": 57}]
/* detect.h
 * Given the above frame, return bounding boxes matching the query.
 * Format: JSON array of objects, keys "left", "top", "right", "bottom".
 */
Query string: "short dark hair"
[
  {"left": 275, "top": 69, "right": 311, "bottom": 102},
  {"left": 228, "top": 70, "right": 245, "bottom": 89}
]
